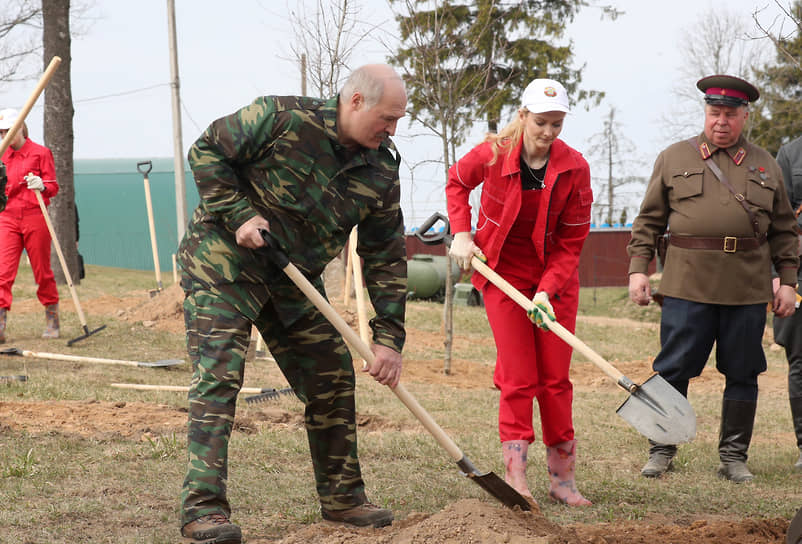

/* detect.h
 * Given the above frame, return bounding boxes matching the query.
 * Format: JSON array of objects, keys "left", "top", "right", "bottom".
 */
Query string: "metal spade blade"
[{"left": 616, "top": 374, "right": 696, "bottom": 444}]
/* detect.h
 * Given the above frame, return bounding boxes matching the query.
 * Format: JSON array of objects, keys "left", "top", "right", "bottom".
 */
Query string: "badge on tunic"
[
  {"left": 699, "top": 142, "right": 712, "bottom": 159},
  {"left": 733, "top": 147, "right": 746, "bottom": 165}
]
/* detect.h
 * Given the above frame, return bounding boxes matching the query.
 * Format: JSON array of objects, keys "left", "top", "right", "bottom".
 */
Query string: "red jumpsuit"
[
  {"left": 446, "top": 136, "right": 593, "bottom": 446},
  {"left": 0, "top": 138, "right": 59, "bottom": 310}
]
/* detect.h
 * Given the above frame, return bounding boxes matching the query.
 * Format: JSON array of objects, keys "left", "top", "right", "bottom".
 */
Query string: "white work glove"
[
  {"left": 448, "top": 231, "right": 484, "bottom": 270},
  {"left": 528, "top": 291, "right": 555, "bottom": 330},
  {"left": 25, "top": 173, "right": 44, "bottom": 192}
]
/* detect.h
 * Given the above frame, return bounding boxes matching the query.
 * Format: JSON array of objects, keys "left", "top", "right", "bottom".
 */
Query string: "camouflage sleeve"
[
  {"left": 0, "top": 162, "right": 6, "bottom": 212},
  {"left": 187, "top": 96, "right": 282, "bottom": 231},
  {"left": 358, "top": 158, "right": 407, "bottom": 353}
]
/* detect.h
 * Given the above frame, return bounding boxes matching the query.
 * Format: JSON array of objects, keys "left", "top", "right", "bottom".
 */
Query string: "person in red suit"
[
  {"left": 446, "top": 79, "right": 593, "bottom": 507},
  {"left": 0, "top": 108, "right": 60, "bottom": 342}
]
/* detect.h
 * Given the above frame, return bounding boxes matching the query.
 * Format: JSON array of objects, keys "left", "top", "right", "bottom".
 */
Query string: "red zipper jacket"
[
  {"left": 446, "top": 136, "right": 593, "bottom": 297},
  {"left": 2, "top": 138, "right": 58, "bottom": 212}
]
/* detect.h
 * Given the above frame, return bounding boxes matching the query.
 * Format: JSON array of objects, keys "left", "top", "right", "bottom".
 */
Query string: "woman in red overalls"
[
  {"left": 0, "top": 108, "right": 60, "bottom": 343},
  {"left": 446, "top": 79, "right": 593, "bottom": 507}
]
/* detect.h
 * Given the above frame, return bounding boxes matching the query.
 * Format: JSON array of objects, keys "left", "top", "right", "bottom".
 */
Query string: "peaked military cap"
[{"left": 697, "top": 75, "right": 759, "bottom": 107}]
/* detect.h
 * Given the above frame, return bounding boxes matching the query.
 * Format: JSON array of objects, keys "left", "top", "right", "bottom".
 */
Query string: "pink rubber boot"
[
  {"left": 546, "top": 439, "right": 592, "bottom": 506},
  {"left": 502, "top": 440, "right": 536, "bottom": 503}
]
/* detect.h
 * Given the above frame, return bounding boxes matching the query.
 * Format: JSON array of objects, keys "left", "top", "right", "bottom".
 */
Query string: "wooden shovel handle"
[
  {"left": 470, "top": 257, "right": 636, "bottom": 392},
  {"left": 142, "top": 175, "right": 163, "bottom": 285},
  {"left": 0, "top": 57, "right": 61, "bottom": 157},
  {"left": 280, "top": 260, "right": 465, "bottom": 462}
]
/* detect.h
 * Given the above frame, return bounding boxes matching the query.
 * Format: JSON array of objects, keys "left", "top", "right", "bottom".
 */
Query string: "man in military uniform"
[
  {"left": 627, "top": 75, "right": 799, "bottom": 483},
  {"left": 178, "top": 64, "right": 407, "bottom": 544},
  {"left": 773, "top": 133, "right": 802, "bottom": 470}
]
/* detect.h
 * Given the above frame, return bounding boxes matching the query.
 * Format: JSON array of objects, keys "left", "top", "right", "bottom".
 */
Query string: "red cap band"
[{"left": 705, "top": 87, "right": 749, "bottom": 101}]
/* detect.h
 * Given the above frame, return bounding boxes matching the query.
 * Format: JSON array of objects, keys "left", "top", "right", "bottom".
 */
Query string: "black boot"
[
  {"left": 717, "top": 398, "right": 756, "bottom": 483},
  {"left": 790, "top": 397, "right": 802, "bottom": 471},
  {"left": 641, "top": 440, "right": 677, "bottom": 478}
]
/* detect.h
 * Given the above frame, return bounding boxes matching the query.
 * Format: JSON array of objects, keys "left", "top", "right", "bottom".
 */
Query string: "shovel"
[
  {"left": 258, "top": 229, "right": 532, "bottom": 511},
  {"left": 416, "top": 213, "right": 696, "bottom": 445},
  {"left": 137, "top": 160, "right": 163, "bottom": 296},
  {"left": 789, "top": 505, "right": 802, "bottom": 544},
  {"left": 0, "top": 347, "right": 182, "bottom": 368},
  {"left": 34, "top": 191, "right": 107, "bottom": 346}
]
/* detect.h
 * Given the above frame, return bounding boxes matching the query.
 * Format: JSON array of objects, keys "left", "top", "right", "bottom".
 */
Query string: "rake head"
[{"left": 244, "top": 387, "right": 295, "bottom": 405}]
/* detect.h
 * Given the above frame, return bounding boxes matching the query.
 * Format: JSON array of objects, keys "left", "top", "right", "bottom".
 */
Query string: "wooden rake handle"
[
  {"left": 34, "top": 190, "right": 89, "bottom": 327},
  {"left": 470, "top": 257, "right": 637, "bottom": 393}
]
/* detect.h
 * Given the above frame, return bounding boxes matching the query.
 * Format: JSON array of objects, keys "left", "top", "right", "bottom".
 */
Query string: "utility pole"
[
  {"left": 301, "top": 53, "right": 307, "bottom": 95},
  {"left": 167, "top": 0, "right": 187, "bottom": 241}
]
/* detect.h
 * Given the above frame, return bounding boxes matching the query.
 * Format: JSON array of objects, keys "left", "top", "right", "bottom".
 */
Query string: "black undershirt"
[{"left": 520, "top": 156, "right": 547, "bottom": 190}]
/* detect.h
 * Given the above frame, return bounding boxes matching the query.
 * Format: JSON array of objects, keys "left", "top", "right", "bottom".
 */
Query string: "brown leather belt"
[{"left": 668, "top": 233, "right": 766, "bottom": 253}]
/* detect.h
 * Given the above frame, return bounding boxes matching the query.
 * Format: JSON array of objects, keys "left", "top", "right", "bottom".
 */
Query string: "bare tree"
[
  {"left": 43, "top": 0, "right": 79, "bottom": 284},
  {"left": 661, "top": 7, "right": 767, "bottom": 144},
  {"left": 752, "top": 1, "right": 802, "bottom": 70},
  {"left": 0, "top": 1, "right": 42, "bottom": 83},
  {"left": 585, "top": 106, "right": 646, "bottom": 226},
  {"left": 388, "top": 0, "right": 508, "bottom": 373},
  {"left": 287, "top": 0, "right": 376, "bottom": 97}
]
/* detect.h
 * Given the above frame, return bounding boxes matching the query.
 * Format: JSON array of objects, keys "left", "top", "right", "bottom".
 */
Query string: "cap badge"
[{"left": 544, "top": 87, "right": 557, "bottom": 97}]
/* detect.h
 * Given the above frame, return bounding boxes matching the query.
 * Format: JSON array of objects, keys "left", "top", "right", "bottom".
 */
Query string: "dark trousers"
[
  {"left": 774, "top": 310, "right": 802, "bottom": 400},
  {"left": 653, "top": 297, "right": 767, "bottom": 402}
]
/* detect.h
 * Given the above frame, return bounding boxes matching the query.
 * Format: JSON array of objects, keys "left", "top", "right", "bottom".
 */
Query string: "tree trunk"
[
  {"left": 42, "top": 0, "right": 77, "bottom": 285},
  {"left": 441, "top": 118, "right": 453, "bottom": 375}
]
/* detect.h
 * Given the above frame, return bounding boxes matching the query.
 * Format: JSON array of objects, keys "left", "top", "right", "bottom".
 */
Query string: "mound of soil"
[{"left": 261, "top": 498, "right": 787, "bottom": 544}]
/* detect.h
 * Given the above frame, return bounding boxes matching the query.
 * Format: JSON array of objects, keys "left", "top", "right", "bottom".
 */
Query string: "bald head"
[
  {"left": 341, "top": 64, "right": 405, "bottom": 109},
  {"left": 338, "top": 64, "right": 407, "bottom": 150}
]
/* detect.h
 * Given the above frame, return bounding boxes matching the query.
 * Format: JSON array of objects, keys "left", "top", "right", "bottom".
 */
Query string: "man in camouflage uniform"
[
  {"left": 628, "top": 75, "right": 798, "bottom": 484},
  {"left": 179, "top": 64, "right": 407, "bottom": 544}
]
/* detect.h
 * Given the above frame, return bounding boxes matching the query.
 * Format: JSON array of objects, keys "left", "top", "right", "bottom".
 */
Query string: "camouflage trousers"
[{"left": 180, "top": 279, "right": 366, "bottom": 526}]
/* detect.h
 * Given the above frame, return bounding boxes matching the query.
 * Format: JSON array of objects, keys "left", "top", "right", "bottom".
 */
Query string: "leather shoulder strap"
[{"left": 686, "top": 138, "right": 760, "bottom": 237}]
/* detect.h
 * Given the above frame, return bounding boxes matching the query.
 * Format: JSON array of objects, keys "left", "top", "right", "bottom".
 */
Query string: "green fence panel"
[{"left": 74, "top": 158, "right": 199, "bottom": 272}]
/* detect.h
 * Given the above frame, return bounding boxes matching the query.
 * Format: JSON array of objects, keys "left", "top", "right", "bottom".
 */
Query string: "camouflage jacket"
[{"left": 178, "top": 95, "right": 407, "bottom": 352}]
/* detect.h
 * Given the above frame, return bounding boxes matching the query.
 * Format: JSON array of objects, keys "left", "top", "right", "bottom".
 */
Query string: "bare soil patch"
[
  {"left": 4, "top": 284, "right": 794, "bottom": 543},
  {"left": 263, "top": 497, "right": 787, "bottom": 544}
]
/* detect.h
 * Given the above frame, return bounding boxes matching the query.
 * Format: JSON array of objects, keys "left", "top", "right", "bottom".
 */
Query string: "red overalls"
[
  {"left": 446, "top": 136, "right": 593, "bottom": 447},
  {"left": 484, "top": 188, "right": 576, "bottom": 445},
  {"left": 0, "top": 138, "right": 59, "bottom": 310}
]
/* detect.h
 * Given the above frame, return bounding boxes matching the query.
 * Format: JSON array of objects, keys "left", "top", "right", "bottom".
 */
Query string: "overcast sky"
[{"left": 0, "top": 0, "right": 788, "bottom": 227}]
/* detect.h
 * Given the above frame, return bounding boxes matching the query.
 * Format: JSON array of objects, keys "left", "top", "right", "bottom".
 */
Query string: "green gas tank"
[{"left": 406, "top": 254, "right": 461, "bottom": 300}]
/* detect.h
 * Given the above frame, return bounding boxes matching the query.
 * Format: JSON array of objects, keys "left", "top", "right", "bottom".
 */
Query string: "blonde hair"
[{"left": 484, "top": 111, "right": 526, "bottom": 166}]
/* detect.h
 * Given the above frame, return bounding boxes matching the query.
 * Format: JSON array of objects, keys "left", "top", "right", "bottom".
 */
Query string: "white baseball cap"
[
  {"left": 520, "top": 79, "right": 570, "bottom": 114},
  {"left": 0, "top": 108, "right": 19, "bottom": 130}
]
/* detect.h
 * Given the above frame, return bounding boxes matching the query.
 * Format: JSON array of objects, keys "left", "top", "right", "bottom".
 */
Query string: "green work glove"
[{"left": 527, "top": 291, "right": 555, "bottom": 330}]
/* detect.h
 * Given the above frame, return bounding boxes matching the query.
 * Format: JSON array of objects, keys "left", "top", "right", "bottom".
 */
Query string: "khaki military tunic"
[{"left": 628, "top": 132, "right": 799, "bottom": 305}]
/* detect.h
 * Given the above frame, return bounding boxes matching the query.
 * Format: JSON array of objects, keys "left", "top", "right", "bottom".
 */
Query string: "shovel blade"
[
  {"left": 139, "top": 359, "right": 184, "bottom": 368},
  {"left": 616, "top": 374, "right": 696, "bottom": 444},
  {"left": 456, "top": 456, "right": 531, "bottom": 511}
]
